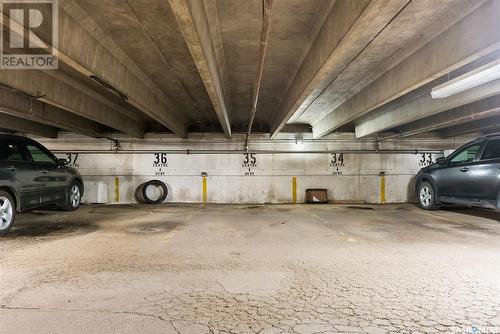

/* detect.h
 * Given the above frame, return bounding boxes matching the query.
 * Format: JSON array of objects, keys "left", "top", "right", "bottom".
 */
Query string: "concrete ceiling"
[
  {"left": 0, "top": 0, "right": 500, "bottom": 142},
  {"left": 76, "top": 0, "right": 218, "bottom": 127}
]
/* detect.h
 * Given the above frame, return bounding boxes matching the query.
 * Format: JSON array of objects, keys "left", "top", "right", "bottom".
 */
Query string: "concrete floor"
[{"left": 1, "top": 204, "right": 500, "bottom": 334}]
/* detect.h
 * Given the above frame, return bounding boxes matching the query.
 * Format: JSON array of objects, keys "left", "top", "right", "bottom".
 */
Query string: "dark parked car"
[
  {"left": 416, "top": 134, "right": 500, "bottom": 211},
  {"left": 0, "top": 134, "right": 83, "bottom": 235}
]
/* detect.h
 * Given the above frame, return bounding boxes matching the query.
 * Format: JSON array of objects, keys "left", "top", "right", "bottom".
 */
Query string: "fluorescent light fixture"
[{"left": 431, "top": 59, "right": 500, "bottom": 99}]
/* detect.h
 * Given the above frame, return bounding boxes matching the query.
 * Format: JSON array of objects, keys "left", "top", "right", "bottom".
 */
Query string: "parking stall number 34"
[{"left": 330, "top": 153, "right": 345, "bottom": 175}]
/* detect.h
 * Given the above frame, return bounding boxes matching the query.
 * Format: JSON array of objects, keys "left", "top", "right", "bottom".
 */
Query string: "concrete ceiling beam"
[
  {"left": 483, "top": 127, "right": 500, "bottom": 135},
  {"left": 168, "top": 0, "right": 232, "bottom": 138},
  {"left": 0, "top": 69, "right": 144, "bottom": 138},
  {"left": 1, "top": 2, "right": 188, "bottom": 137},
  {"left": 45, "top": 70, "right": 145, "bottom": 123},
  {"left": 355, "top": 77, "right": 500, "bottom": 139},
  {"left": 439, "top": 116, "right": 500, "bottom": 138},
  {"left": 0, "top": 85, "right": 104, "bottom": 138},
  {"left": 269, "top": 0, "right": 410, "bottom": 138},
  {"left": 281, "top": 124, "right": 312, "bottom": 134},
  {"left": 313, "top": 0, "right": 500, "bottom": 139},
  {"left": 0, "top": 112, "right": 58, "bottom": 138},
  {"left": 295, "top": 0, "right": 484, "bottom": 126},
  {"left": 380, "top": 94, "right": 500, "bottom": 140}
]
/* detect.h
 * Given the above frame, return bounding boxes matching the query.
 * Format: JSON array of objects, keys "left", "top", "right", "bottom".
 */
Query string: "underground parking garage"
[{"left": 1, "top": 0, "right": 500, "bottom": 333}]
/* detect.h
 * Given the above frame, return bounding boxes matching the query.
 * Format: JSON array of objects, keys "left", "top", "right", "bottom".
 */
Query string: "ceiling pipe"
[
  {"left": 246, "top": 0, "right": 274, "bottom": 151},
  {"left": 50, "top": 149, "right": 444, "bottom": 155}
]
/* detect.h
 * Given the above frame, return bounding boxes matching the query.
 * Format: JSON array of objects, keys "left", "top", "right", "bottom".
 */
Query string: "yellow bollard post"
[
  {"left": 114, "top": 177, "right": 120, "bottom": 203},
  {"left": 380, "top": 172, "right": 386, "bottom": 204},
  {"left": 202, "top": 173, "right": 207, "bottom": 206},
  {"left": 292, "top": 176, "right": 297, "bottom": 204}
]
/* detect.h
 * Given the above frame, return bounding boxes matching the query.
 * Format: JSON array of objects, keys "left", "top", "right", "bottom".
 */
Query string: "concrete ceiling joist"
[
  {"left": 1, "top": 2, "right": 188, "bottom": 137},
  {"left": 380, "top": 94, "right": 500, "bottom": 140},
  {"left": 0, "top": 112, "right": 58, "bottom": 138},
  {"left": 355, "top": 77, "right": 500, "bottom": 139},
  {"left": 269, "top": 0, "right": 411, "bottom": 138},
  {"left": 483, "top": 127, "right": 500, "bottom": 136},
  {"left": 0, "top": 85, "right": 104, "bottom": 138},
  {"left": 292, "top": 0, "right": 485, "bottom": 128},
  {"left": 313, "top": 0, "right": 500, "bottom": 139},
  {"left": 0, "top": 69, "right": 144, "bottom": 138},
  {"left": 281, "top": 124, "right": 312, "bottom": 134},
  {"left": 439, "top": 116, "right": 500, "bottom": 138},
  {"left": 168, "top": 0, "right": 232, "bottom": 138}
]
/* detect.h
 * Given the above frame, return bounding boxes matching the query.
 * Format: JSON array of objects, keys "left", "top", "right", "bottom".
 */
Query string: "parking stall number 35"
[{"left": 242, "top": 153, "right": 257, "bottom": 167}]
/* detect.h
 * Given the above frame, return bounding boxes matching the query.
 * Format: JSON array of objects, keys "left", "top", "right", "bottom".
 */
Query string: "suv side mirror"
[
  {"left": 57, "top": 158, "right": 69, "bottom": 166},
  {"left": 436, "top": 157, "right": 447, "bottom": 165}
]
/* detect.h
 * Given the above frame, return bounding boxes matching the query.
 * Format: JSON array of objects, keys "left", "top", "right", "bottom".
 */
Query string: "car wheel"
[
  {"left": 63, "top": 181, "right": 82, "bottom": 211},
  {"left": 418, "top": 182, "right": 439, "bottom": 211},
  {"left": 0, "top": 190, "right": 16, "bottom": 236}
]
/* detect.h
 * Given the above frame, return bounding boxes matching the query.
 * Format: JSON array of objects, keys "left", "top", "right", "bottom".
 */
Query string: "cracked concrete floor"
[{"left": 1, "top": 204, "right": 500, "bottom": 334}]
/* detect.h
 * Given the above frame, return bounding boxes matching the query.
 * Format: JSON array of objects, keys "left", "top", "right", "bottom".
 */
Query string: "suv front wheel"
[
  {"left": 418, "top": 181, "right": 440, "bottom": 210},
  {"left": 63, "top": 181, "right": 82, "bottom": 211},
  {"left": 0, "top": 190, "right": 15, "bottom": 236}
]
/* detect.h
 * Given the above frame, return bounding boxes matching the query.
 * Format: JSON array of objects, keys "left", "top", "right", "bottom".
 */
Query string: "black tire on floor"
[
  {"left": 417, "top": 181, "right": 440, "bottom": 211},
  {"left": 0, "top": 190, "right": 16, "bottom": 236},
  {"left": 62, "top": 181, "right": 82, "bottom": 211},
  {"left": 139, "top": 180, "right": 168, "bottom": 204}
]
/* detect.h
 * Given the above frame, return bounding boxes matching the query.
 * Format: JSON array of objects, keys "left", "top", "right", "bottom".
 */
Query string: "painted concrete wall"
[{"left": 34, "top": 133, "right": 471, "bottom": 205}]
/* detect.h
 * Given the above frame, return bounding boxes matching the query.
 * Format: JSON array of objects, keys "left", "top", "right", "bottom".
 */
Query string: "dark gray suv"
[
  {"left": 0, "top": 134, "right": 84, "bottom": 235},
  {"left": 416, "top": 134, "right": 500, "bottom": 211}
]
